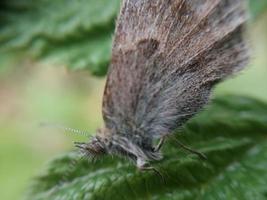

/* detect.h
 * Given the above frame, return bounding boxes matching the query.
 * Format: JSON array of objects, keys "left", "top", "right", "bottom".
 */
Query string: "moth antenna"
[{"left": 39, "top": 122, "right": 91, "bottom": 137}]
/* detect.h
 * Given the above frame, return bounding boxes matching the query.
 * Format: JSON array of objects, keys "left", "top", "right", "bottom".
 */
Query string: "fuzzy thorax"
[{"left": 75, "top": 128, "right": 162, "bottom": 169}]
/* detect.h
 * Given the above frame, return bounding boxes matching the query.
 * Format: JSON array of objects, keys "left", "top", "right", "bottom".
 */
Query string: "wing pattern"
[{"left": 102, "top": 0, "right": 249, "bottom": 139}]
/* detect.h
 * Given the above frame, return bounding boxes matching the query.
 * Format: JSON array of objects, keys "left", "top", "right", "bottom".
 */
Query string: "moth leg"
[
  {"left": 153, "top": 137, "right": 166, "bottom": 152},
  {"left": 138, "top": 165, "right": 165, "bottom": 183},
  {"left": 174, "top": 139, "right": 207, "bottom": 160}
]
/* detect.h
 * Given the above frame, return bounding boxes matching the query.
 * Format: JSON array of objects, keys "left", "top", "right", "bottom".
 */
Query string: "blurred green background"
[{"left": 0, "top": 1, "right": 267, "bottom": 200}]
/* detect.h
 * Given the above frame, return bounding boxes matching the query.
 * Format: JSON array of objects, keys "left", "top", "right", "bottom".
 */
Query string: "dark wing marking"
[{"left": 102, "top": 0, "right": 249, "bottom": 138}]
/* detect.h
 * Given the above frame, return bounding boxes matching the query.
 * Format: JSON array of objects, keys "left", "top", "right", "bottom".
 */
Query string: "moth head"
[
  {"left": 75, "top": 128, "right": 162, "bottom": 169},
  {"left": 74, "top": 129, "right": 110, "bottom": 158}
]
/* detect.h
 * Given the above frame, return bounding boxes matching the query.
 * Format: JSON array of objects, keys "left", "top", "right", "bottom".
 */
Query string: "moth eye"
[{"left": 137, "top": 38, "right": 159, "bottom": 58}]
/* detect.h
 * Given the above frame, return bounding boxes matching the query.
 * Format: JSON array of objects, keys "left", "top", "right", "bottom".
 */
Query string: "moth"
[{"left": 75, "top": 0, "right": 249, "bottom": 172}]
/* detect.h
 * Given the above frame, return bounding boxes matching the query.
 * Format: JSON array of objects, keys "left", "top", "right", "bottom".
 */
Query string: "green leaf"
[
  {"left": 26, "top": 96, "right": 267, "bottom": 200},
  {"left": 0, "top": 0, "right": 120, "bottom": 76},
  {"left": 249, "top": 0, "right": 267, "bottom": 19},
  {"left": 1, "top": 1, "right": 267, "bottom": 76}
]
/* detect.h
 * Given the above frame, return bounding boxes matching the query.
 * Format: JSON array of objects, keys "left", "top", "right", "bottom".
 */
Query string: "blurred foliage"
[
  {"left": 0, "top": 0, "right": 120, "bottom": 76},
  {"left": 249, "top": 0, "right": 267, "bottom": 18},
  {"left": 26, "top": 96, "right": 267, "bottom": 200},
  {"left": 0, "top": 0, "right": 267, "bottom": 76},
  {"left": 0, "top": 65, "right": 106, "bottom": 200}
]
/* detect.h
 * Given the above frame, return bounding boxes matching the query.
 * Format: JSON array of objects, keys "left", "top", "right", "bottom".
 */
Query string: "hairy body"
[{"left": 76, "top": 0, "right": 249, "bottom": 170}]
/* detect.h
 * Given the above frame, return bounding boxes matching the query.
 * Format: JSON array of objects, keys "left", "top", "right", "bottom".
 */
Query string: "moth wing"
[{"left": 102, "top": 0, "right": 249, "bottom": 138}]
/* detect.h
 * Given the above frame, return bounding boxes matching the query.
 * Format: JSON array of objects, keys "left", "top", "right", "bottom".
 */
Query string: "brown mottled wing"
[{"left": 102, "top": 0, "right": 249, "bottom": 138}]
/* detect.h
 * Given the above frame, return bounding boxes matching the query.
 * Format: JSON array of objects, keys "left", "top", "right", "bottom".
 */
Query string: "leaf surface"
[{"left": 26, "top": 96, "right": 267, "bottom": 200}]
